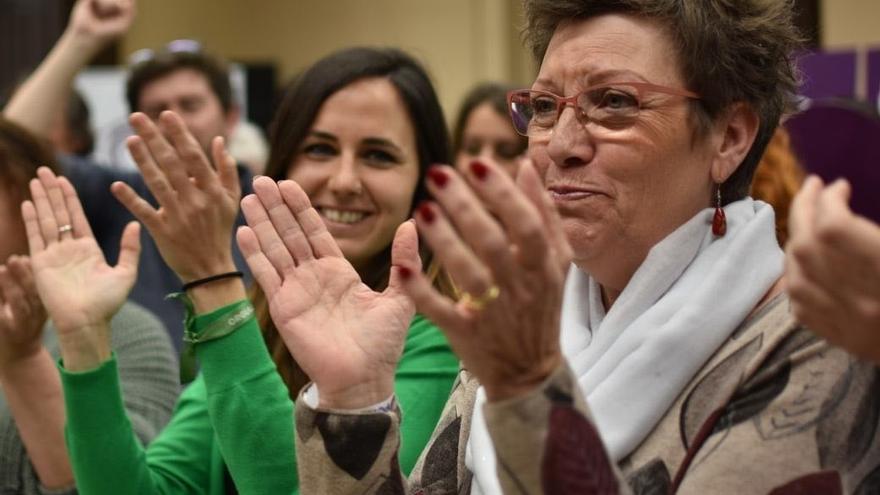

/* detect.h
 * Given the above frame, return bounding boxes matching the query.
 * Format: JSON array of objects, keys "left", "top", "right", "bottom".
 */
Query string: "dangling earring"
[{"left": 712, "top": 184, "right": 727, "bottom": 236}]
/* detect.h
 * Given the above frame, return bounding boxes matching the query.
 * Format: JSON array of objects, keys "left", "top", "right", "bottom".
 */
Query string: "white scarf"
[{"left": 467, "top": 198, "right": 784, "bottom": 494}]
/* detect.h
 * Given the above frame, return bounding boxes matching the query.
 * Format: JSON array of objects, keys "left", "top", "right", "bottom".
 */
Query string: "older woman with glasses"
[{"left": 266, "top": 1, "right": 880, "bottom": 494}]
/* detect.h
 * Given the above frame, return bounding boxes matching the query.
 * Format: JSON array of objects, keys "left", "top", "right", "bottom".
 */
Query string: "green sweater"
[{"left": 60, "top": 303, "right": 457, "bottom": 494}]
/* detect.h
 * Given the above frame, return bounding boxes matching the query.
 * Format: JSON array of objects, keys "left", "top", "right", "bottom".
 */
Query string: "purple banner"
[{"left": 797, "top": 50, "right": 856, "bottom": 100}]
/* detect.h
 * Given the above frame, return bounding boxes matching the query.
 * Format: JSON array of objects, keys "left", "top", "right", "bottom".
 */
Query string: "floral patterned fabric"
[{"left": 294, "top": 296, "right": 880, "bottom": 494}]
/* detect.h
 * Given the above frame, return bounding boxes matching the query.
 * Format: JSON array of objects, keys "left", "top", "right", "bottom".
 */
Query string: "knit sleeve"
[
  {"left": 59, "top": 302, "right": 219, "bottom": 495},
  {"left": 294, "top": 392, "right": 409, "bottom": 494},
  {"left": 192, "top": 300, "right": 299, "bottom": 493},
  {"left": 292, "top": 312, "right": 469, "bottom": 495},
  {"left": 294, "top": 368, "right": 480, "bottom": 494},
  {"left": 62, "top": 356, "right": 219, "bottom": 494},
  {"left": 483, "top": 363, "right": 629, "bottom": 495},
  {"left": 393, "top": 314, "right": 459, "bottom": 475},
  {"left": 0, "top": 414, "right": 78, "bottom": 495},
  {"left": 108, "top": 303, "right": 180, "bottom": 445}
]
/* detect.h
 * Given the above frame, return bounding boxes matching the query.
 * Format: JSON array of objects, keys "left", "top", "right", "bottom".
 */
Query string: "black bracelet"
[{"left": 182, "top": 271, "right": 244, "bottom": 292}]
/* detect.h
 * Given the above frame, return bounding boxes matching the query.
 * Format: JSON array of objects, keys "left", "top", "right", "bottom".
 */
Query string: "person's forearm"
[
  {"left": 2, "top": 30, "right": 102, "bottom": 136},
  {"left": 189, "top": 276, "right": 248, "bottom": 315},
  {"left": 62, "top": 356, "right": 171, "bottom": 495},
  {"left": 194, "top": 307, "right": 299, "bottom": 492},
  {"left": 0, "top": 347, "right": 74, "bottom": 489},
  {"left": 57, "top": 321, "right": 112, "bottom": 372}
]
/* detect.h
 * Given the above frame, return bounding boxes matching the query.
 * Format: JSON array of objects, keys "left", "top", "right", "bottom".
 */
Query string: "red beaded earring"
[{"left": 712, "top": 185, "right": 727, "bottom": 236}]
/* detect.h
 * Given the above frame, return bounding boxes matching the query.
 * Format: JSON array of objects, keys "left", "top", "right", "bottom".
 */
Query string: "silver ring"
[{"left": 58, "top": 224, "right": 73, "bottom": 235}]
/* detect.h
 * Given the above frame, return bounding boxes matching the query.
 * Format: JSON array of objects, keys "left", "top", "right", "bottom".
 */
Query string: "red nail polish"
[
  {"left": 398, "top": 266, "right": 412, "bottom": 280},
  {"left": 470, "top": 160, "right": 489, "bottom": 180},
  {"left": 417, "top": 202, "right": 436, "bottom": 224},
  {"left": 427, "top": 167, "right": 449, "bottom": 188}
]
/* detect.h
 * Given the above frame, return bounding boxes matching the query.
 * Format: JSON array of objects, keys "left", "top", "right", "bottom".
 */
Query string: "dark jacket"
[{"left": 61, "top": 154, "right": 254, "bottom": 350}]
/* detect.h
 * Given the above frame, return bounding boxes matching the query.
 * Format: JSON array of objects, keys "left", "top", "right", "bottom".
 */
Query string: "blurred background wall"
[
  {"left": 3, "top": 0, "right": 880, "bottom": 118},
  {"left": 120, "top": 0, "right": 880, "bottom": 112},
  {"left": 2, "top": 0, "right": 879, "bottom": 144},
  {"left": 115, "top": 0, "right": 536, "bottom": 120},
  {"left": 822, "top": 0, "right": 880, "bottom": 48},
  {"left": 92, "top": 0, "right": 880, "bottom": 114}
]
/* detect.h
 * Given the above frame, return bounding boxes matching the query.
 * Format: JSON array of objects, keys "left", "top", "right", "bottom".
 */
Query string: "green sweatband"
[{"left": 167, "top": 293, "right": 255, "bottom": 345}]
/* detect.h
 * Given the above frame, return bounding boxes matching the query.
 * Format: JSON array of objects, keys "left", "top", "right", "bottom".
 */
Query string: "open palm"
[
  {"left": 0, "top": 257, "right": 47, "bottom": 369},
  {"left": 237, "top": 178, "right": 417, "bottom": 407},
  {"left": 31, "top": 235, "right": 136, "bottom": 334},
  {"left": 22, "top": 168, "right": 139, "bottom": 335}
]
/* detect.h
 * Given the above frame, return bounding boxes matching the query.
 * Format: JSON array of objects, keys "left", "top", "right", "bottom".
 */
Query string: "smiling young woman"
[
  {"left": 286, "top": 77, "right": 421, "bottom": 273},
  {"left": 255, "top": 46, "right": 459, "bottom": 476},
  {"left": 44, "top": 47, "right": 458, "bottom": 495}
]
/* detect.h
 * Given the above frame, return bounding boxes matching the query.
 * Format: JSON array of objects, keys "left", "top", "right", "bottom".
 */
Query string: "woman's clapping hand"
[
  {"left": 111, "top": 111, "right": 245, "bottom": 312},
  {"left": 0, "top": 256, "right": 47, "bottom": 373},
  {"left": 400, "top": 159, "right": 572, "bottom": 401},
  {"left": 23, "top": 168, "right": 140, "bottom": 370},
  {"left": 787, "top": 176, "right": 880, "bottom": 363},
  {"left": 112, "top": 111, "right": 241, "bottom": 284},
  {"left": 237, "top": 178, "right": 418, "bottom": 409}
]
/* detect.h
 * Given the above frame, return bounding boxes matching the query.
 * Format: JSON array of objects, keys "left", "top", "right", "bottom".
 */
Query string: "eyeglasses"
[
  {"left": 127, "top": 39, "right": 203, "bottom": 66},
  {"left": 507, "top": 82, "right": 700, "bottom": 137}
]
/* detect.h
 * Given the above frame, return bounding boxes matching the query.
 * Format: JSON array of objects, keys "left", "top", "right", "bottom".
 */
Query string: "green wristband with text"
[{"left": 167, "top": 293, "right": 254, "bottom": 345}]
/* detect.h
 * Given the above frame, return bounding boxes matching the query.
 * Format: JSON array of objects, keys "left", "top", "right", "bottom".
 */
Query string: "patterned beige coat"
[{"left": 294, "top": 296, "right": 880, "bottom": 494}]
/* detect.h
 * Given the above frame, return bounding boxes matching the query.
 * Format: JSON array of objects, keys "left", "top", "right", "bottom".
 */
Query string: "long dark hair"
[{"left": 255, "top": 47, "right": 452, "bottom": 397}]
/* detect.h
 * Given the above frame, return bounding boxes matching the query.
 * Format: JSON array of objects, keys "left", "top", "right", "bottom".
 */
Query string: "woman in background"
[
  {"left": 452, "top": 82, "right": 527, "bottom": 176},
  {"left": 0, "top": 117, "right": 177, "bottom": 494}
]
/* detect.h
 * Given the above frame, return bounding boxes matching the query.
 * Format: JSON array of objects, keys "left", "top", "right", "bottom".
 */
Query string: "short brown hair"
[
  {"left": 0, "top": 117, "right": 59, "bottom": 202},
  {"left": 522, "top": 0, "right": 802, "bottom": 204},
  {"left": 126, "top": 50, "right": 233, "bottom": 114}
]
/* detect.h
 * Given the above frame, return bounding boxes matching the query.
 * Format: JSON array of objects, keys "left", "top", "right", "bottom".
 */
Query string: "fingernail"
[
  {"left": 427, "top": 167, "right": 449, "bottom": 189},
  {"left": 469, "top": 160, "right": 489, "bottom": 180},
  {"left": 417, "top": 201, "right": 435, "bottom": 224},
  {"left": 398, "top": 266, "right": 412, "bottom": 280}
]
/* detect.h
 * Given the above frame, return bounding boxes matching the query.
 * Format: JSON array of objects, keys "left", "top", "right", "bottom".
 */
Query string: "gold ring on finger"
[
  {"left": 460, "top": 285, "right": 500, "bottom": 311},
  {"left": 58, "top": 224, "right": 73, "bottom": 235}
]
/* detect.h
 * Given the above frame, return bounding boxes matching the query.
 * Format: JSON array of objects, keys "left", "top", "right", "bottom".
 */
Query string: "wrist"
[
  {"left": 482, "top": 353, "right": 564, "bottom": 402},
  {"left": 188, "top": 276, "right": 248, "bottom": 314},
  {"left": 0, "top": 346, "right": 50, "bottom": 380},
  {"left": 57, "top": 29, "right": 105, "bottom": 63},
  {"left": 178, "top": 256, "right": 237, "bottom": 285},
  {"left": 56, "top": 322, "right": 112, "bottom": 372},
  {"left": 317, "top": 377, "right": 396, "bottom": 410}
]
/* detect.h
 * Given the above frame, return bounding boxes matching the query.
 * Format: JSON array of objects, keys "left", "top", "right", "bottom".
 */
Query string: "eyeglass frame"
[{"left": 506, "top": 82, "right": 701, "bottom": 137}]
